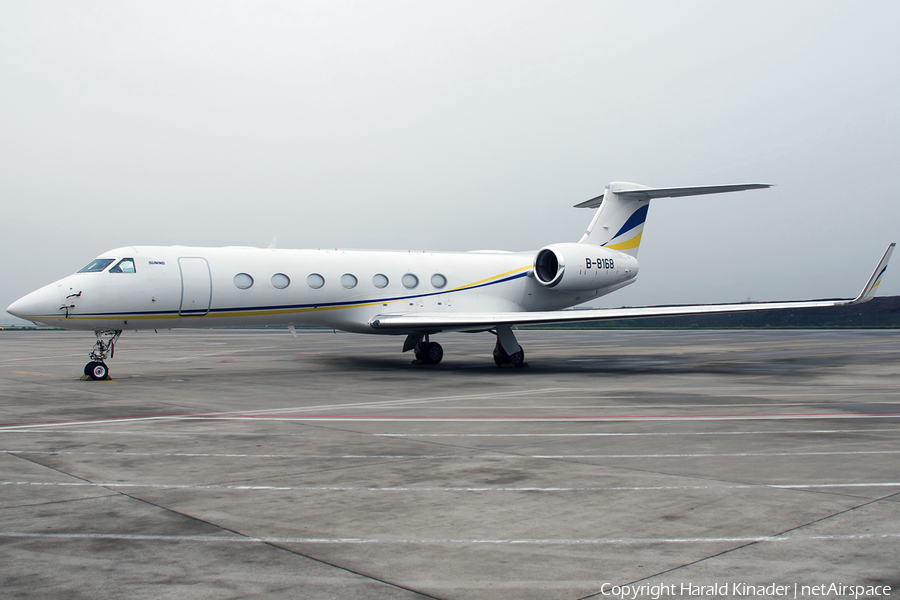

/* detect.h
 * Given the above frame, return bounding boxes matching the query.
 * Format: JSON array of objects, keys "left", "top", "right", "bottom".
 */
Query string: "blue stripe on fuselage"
[{"left": 67, "top": 270, "right": 531, "bottom": 319}]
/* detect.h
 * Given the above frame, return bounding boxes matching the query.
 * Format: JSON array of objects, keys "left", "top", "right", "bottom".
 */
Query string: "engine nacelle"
[{"left": 533, "top": 243, "right": 638, "bottom": 292}]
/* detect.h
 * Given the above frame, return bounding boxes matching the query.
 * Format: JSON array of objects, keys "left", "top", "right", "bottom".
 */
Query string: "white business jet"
[{"left": 7, "top": 182, "right": 895, "bottom": 379}]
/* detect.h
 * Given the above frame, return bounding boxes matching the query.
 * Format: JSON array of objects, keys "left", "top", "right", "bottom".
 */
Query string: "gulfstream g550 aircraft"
[{"left": 7, "top": 182, "right": 895, "bottom": 379}]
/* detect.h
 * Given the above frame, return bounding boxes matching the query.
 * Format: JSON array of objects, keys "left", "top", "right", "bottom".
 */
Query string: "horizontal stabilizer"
[
  {"left": 574, "top": 183, "right": 772, "bottom": 208},
  {"left": 574, "top": 193, "right": 606, "bottom": 209}
]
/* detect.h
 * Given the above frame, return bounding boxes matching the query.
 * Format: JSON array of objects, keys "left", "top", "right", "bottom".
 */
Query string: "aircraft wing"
[{"left": 369, "top": 243, "right": 895, "bottom": 333}]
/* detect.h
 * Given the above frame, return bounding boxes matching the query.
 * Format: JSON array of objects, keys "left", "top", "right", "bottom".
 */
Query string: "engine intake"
[
  {"left": 534, "top": 247, "right": 564, "bottom": 287},
  {"left": 532, "top": 243, "right": 637, "bottom": 292}
]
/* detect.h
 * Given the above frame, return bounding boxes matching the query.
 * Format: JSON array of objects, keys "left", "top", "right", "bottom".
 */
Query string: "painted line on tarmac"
[
  {"left": 230, "top": 387, "right": 580, "bottom": 416},
  {"left": 177, "top": 412, "right": 900, "bottom": 422},
  {"left": 0, "top": 429, "right": 307, "bottom": 436},
  {"left": 3, "top": 481, "right": 899, "bottom": 492},
  {"left": 4, "top": 449, "right": 900, "bottom": 459},
  {"left": 6, "top": 412, "right": 890, "bottom": 429},
  {"left": 354, "top": 401, "right": 900, "bottom": 409},
  {"left": 1, "top": 531, "right": 898, "bottom": 545},
  {"left": 214, "top": 389, "right": 900, "bottom": 415},
  {"left": 8, "top": 412, "right": 900, "bottom": 432},
  {"left": 0, "top": 416, "right": 206, "bottom": 431},
  {"left": 0, "top": 353, "right": 86, "bottom": 364},
  {"left": 0, "top": 388, "right": 577, "bottom": 430},
  {"left": 379, "top": 428, "right": 900, "bottom": 437},
  {"left": 4, "top": 428, "right": 900, "bottom": 438},
  {"left": 1, "top": 450, "right": 462, "bottom": 459}
]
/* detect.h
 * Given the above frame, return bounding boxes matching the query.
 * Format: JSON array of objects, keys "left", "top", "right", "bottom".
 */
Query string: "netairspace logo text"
[{"left": 599, "top": 582, "right": 892, "bottom": 599}]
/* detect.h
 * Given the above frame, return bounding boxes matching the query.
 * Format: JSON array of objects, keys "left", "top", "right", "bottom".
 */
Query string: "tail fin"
[{"left": 576, "top": 182, "right": 772, "bottom": 257}]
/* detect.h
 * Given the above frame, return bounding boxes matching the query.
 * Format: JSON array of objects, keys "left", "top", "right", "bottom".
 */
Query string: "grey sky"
[{"left": 2, "top": 1, "right": 898, "bottom": 324}]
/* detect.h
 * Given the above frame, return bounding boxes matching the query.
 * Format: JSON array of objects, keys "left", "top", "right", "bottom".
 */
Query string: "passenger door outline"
[{"left": 178, "top": 257, "right": 212, "bottom": 316}]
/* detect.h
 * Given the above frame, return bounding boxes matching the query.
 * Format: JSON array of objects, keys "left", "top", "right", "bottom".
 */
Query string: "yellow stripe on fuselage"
[{"left": 447, "top": 264, "right": 532, "bottom": 292}]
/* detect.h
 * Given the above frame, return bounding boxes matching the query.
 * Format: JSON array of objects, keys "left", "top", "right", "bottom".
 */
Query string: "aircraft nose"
[{"left": 7, "top": 284, "right": 61, "bottom": 321}]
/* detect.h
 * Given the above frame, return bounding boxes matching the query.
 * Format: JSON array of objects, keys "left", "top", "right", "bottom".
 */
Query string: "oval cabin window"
[
  {"left": 234, "top": 273, "right": 254, "bottom": 289},
  {"left": 341, "top": 274, "right": 358, "bottom": 289},
  {"left": 271, "top": 273, "right": 290, "bottom": 289},
  {"left": 373, "top": 274, "right": 389, "bottom": 288},
  {"left": 402, "top": 273, "right": 419, "bottom": 289},
  {"left": 307, "top": 273, "right": 325, "bottom": 289},
  {"left": 431, "top": 274, "right": 447, "bottom": 289}
]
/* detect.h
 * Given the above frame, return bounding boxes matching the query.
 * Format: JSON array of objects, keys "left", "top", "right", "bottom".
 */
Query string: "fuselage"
[{"left": 8, "top": 245, "right": 638, "bottom": 334}]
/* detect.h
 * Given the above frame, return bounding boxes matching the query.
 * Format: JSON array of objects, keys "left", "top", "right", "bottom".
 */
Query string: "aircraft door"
[{"left": 178, "top": 257, "right": 211, "bottom": 316}]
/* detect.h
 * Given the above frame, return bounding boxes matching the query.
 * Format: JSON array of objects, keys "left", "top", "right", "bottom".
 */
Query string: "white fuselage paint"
[{"left": 13, "top": 245, "right": 636, "bottom": 334}]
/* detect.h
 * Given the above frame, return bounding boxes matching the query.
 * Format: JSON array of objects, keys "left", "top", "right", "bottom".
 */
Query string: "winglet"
[{"left": 850, "top": 243, "right": 895, "bottom": 304}]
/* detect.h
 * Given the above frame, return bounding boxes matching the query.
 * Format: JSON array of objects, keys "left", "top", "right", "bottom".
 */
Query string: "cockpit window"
[
  {"left": 77, "top": 258, "right": 115, "bottom": 273},
  {"left": 109, "top": 258, "right": 136, "bottom": 274}
]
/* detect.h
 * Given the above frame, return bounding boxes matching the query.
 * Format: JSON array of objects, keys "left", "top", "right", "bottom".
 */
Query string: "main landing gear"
[
  {"left": 82, "top": 330, "right": 122, "bottom": 380},
  {"left": 402, "top": 326, "right": 526, "bottom": 368},
  {"left": 491, "top": 325, "right": 526, "bottom": 368},
  {"left": 492, "top": 339, "right": 525, "bottom": 367},
  {"left": 404, "top": 333, "right": 444, "bottom": 365}
]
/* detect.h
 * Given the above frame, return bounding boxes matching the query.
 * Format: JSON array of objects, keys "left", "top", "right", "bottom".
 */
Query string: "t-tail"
[{"left": 575, "top": 182, "right": 773, "bottom": 256}]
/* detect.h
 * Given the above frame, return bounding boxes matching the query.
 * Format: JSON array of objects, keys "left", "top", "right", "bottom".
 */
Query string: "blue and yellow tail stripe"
[
  {"left": 604, "top": 230, "right": 643, "bottom": 251},
  {"left": 53, "top": 264, "right": 534, "bottom": 322},
  {"left": 602, "top": 204, "right": 648, "bottom": 250},
  {"left": 864, "top": 265, "right": 888, "bottom": 298}
]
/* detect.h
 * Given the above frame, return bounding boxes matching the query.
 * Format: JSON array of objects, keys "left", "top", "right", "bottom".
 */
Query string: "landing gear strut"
[
  {"left": 83, "top": 330, "right": 122, "bottom": 380},
  {"left": 404, "top": 333, "right": 444, "bottom": 365}
]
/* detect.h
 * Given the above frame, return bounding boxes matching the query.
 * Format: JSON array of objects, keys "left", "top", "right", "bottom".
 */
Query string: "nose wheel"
[
  {"left": 82, "top": 330, "right": 121, "bottom": 380},
  {"left": 84, "top": 361, "right": 109, "bottom": 380}
]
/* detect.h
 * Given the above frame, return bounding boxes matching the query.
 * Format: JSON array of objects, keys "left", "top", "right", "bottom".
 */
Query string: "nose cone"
[{"left": 7, "top": 284, "right": 61, "bottom": 323}]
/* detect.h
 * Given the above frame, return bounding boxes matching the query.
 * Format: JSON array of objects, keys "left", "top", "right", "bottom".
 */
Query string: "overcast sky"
[{"left": 2, "top": 1, "right": 898, "bottom": 324}]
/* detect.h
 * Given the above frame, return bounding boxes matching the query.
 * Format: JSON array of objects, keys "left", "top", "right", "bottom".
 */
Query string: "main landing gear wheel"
[
  {"left": 493, "top": 341, "right": 525, "bottom": 368},
  {"left": 84, "top": 362, "right": 109, "bottom": 380},
  {"left": 424, "top": 341, "right": 443, "bottom": 365},
  {"left": 406, "top": 333, "right": 444, "bottom": 365},
  {"left": 416, "top": 341, "right": 444, "bottom": 365}
]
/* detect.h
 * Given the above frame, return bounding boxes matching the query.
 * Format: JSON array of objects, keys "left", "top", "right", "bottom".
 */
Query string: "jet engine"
[{"left": 532, "top": 243, "right": 637, "bottom": 292}]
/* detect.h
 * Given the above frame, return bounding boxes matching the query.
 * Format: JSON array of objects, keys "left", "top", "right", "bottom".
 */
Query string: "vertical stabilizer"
[{"left": 579, "top": 182, "right": 650, "bottom": 257}]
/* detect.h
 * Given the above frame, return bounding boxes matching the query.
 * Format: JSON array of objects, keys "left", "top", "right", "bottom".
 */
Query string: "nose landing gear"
[{"left": 82, "top": 330, "right": 122, "bottom": 380}]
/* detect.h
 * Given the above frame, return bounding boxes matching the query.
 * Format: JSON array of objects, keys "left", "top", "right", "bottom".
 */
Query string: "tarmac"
[{"left": 1, "top": 328, "right": 899, "bottom": 600}]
